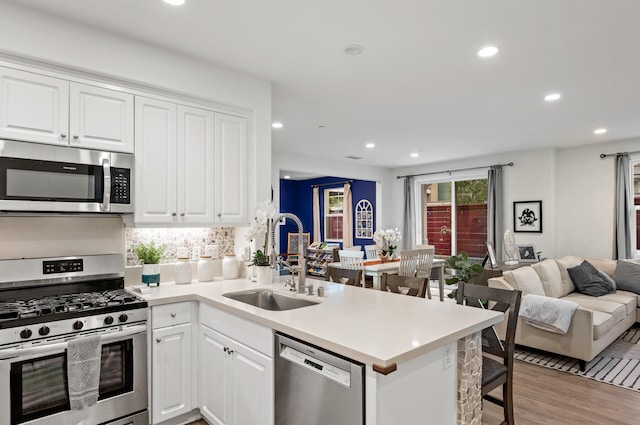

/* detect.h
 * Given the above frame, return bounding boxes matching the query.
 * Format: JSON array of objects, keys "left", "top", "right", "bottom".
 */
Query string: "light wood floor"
[{"left": 188, "top": 360, "right": 640, "bottom": 425}]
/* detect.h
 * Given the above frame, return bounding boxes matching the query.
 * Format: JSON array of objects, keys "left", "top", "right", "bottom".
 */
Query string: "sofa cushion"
[
  {"left": 568, "top": 261, "right": 615, "bottom": 297},
  {"left": 555, "top": 256, "right": 584, "bottom": 296},
  {"left": 597, "top": 290, "right": 639, "bottom": 315},
  {"left": 502, "top": 267, "right": 546, "bottom": 296},
  {"left": 531, "top": 260, "right": 564, "bottom": 298},
  {"left": 613, "top": 260, "right": 640, "bottom": 295},
  {"left": 563, "top": 293, "right": 627, "bottom": 324},
  {"left": 585, "top": 258, "right": 617, "bottom": 278}
]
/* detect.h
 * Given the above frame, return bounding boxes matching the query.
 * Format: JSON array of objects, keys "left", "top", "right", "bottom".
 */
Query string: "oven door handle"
[{"left": 0, "top": 324, "right": 146, "bottom": 360}]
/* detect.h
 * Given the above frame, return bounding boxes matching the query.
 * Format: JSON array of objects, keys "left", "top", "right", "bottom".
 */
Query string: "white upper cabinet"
[
  {"left": 69, "top": 82, "right": 134, "bottom": 152},
  {"left": 135, "top": 97, "right": 218, "bottom": 225},
  {"left": 215, "top": 113, "right": 248, "bottom": 224},
  {"left": 0, "top": 66, "right": 134, "bottom": 153},
  {"left": 135, "top": 97, "right": 178, "bottom": 223},
  {"left": 0, "top": 66, "right": 69, "bottom": 146},
  {"left": 178, "top": 105, "right": 216, "bottom": 224}
]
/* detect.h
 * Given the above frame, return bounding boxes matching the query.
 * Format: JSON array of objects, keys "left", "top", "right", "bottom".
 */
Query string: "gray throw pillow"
[
  {"left": 613, "top": 260, "right": 640, "bottom": 294},
  {"left": 568, "top": 260, "right": 614, "bottom": 297},
  {"left": 597, "top": 269, "right": 617, "bottom": 291}
]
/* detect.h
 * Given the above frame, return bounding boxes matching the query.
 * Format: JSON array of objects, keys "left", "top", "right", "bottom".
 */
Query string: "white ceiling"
[{"left": 10, "top": 0, "right": 640, "bottom": 168}]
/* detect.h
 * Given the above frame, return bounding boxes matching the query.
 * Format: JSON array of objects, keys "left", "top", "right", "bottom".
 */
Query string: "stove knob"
[
  {"left": 39, "top": 326, "right": 50, "bottom": 336},
  {"left": 119, "top": 313, "right": 128, "bottom": 323},
  {"left": 19, "top": 328, "right": 32, "bottom": 339},
  {"left": 104, "top": 316, "right": 114, "bottom": 325},
  {"left": 73, "top": 320, "right": 84, "bottom": 331}
]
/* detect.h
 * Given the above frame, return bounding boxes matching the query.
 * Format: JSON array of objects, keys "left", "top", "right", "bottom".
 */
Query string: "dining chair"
[
  {"left": 325, "top": 267, "right": 363, "bottom": 287},
  {"left": 413, "top": 244, "right": 435, "bottom": 250},
  {"left": 380, "top": 273, "right": 428, "bottom": 298},
  {"left": 343, "top": 245, "right": 362, "bottom": 252},
  {"left": 456, "top": 282, "right": 522, "bottom": 425},
  {"left": 364, "top": 245, "right": 379, "bottom": 260},
  {"left": 338, "top": 250, "right": 368, "bottom": 288},
  {"left": 415, "top": 247, "right": 436, "bottom": 299},
  {"left": 398, "top": 249, "right": 420, "bottom": 277}
]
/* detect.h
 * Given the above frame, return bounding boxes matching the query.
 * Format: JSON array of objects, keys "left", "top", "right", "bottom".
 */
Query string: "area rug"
[{"left": 514, "top": 326, "right": 640, "bottom": 392}]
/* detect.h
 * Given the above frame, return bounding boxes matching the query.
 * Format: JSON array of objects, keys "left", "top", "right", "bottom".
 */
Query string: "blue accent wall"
[{"left": 279, "top": 176, "right": 377, "bottom": 253}]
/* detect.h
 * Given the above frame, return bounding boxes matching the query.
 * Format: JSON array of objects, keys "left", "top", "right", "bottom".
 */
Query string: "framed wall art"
[{"left": 513, "top": 200, "right": 542, "bottom": 233}]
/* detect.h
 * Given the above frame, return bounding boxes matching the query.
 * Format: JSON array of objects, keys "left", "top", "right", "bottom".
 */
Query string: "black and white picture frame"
[
  {"left": 517, "top": 244, "right": 537, "bottom": 263},
  {"left": 486, "top": 241, "right": 498, "bottom": 268},
  {"left": 513, "top": 200, "right": 542, "bottom": 233}
]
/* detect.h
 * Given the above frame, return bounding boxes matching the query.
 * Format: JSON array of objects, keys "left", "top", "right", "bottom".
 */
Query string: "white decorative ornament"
[{"left": 503, "top": 229, "right": 518, "bottom": 265}]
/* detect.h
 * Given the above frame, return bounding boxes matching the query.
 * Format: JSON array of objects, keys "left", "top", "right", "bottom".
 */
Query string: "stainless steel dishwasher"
[{"left": 275, "top": 332, "right": 364, "bottom": 425}]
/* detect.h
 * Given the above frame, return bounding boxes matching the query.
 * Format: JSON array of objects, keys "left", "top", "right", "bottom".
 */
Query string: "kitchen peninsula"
[{"left": 132, "top": 277, "right": 502, "bottom": 425}]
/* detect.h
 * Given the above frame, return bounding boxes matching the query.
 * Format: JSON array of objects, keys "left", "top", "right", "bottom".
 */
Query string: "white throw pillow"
[
  {"left": 532, "top": 260, "right": 564, "bottom": 298},
  {"left": 502, "top": 267, "right": 546, "bottom": 296}
]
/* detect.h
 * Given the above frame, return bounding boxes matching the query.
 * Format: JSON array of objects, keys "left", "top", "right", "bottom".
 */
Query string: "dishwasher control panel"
[{"left": 280, "top": 346, "right": 351, "bottom": 387}]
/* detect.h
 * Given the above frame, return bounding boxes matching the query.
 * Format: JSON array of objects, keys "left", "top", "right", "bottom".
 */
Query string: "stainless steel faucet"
[{"left": 270, "top": 213, "right": 306, "bottom": 294}]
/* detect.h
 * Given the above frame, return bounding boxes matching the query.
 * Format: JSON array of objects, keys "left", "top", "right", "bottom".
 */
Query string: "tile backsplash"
[{"left": 125, "top": 227, "right": 235, "bottom": 266}]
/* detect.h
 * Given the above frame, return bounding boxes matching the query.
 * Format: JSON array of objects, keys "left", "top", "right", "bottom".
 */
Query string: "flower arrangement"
[
  {"left": 373, "top": 228, "right": 402, "bottom": 257},
  {"left": 246, "top": 200, "right": 277, "bottom": 262}
]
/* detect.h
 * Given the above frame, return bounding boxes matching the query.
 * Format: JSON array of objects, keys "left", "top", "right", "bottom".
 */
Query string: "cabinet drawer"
[{"left": 152, "top": 302, "right": 192, "bottom": 329}]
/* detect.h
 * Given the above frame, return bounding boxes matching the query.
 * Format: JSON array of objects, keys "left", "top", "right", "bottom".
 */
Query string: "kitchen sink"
[{"left": 223, "top": 289, "right": 319, "bottom": 311}]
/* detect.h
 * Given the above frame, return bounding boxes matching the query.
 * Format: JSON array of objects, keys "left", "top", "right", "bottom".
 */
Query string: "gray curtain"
[
  {"left": 614, "top": 153, "right": 632, "bottom": 259},
  {"left": 403, "top": 176, "right": 415, "bottom": 249},
  {"left": 487, "top": 165, "right": 504, "bottom": 262}
]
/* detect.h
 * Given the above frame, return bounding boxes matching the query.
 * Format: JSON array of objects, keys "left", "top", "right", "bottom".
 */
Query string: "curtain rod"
[
  {"left": 396, "top": 162, "right": 514, "bottom": 179},
  {"left": 311, "top": 179, "right": 353, "bottom": 188},
  {"left": 600, "top": 150, "right": 640, "bottom": 158}
]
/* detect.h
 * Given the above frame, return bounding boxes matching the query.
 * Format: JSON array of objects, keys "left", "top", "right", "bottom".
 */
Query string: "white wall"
[
  {"left": 390, "top": 148, "right": 557, "bottom": 259},
  {"left": 0, "top": 1, "right": 272, "bottom": 205},
  {"left": 556, "top": 137, "right": 640, "bottom": 258}
]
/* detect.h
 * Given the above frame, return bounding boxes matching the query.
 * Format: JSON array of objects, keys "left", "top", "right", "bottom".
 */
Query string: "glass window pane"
[
  {"left": 325, "top": 216, "right": 343, "bottom": 240},
  {"left": 455, "top": 179, "right": 487, "bottom": 258},
  {"left": 424, "top": 182, "right": 451, "bottom": 256},
  {"left": 634, "top": 164, "right": 640, "bottom": 206}
]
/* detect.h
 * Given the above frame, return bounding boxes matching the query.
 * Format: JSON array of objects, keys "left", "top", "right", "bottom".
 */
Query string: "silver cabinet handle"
[
  {"left": 180, "top": 213, "right": 185, "bottom": 217},
  {"left": 217, "top": 213, "right": 222, "bottom": 217},
  {"left": 171, "top": 313, "right": 176, "bottom": 318},
  {"left": 156, "top": 338, "right": 161, "bottom": 343},
  {"left": 60, "top": 133, "right": 67, "bottom": 139},
  {"left": 72, "top": 135, "right": 79, "bottom": 141},
  {"left": 172, "top": 212, "right": 177, "bottom": 217}
]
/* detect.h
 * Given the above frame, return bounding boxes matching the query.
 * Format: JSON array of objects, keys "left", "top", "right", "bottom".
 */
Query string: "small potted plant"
[
  {"left": 252, "top": 249, "right": 272, "bottom": 284},
  {"left": 445, "top": 251, "right": 484, "bottom": 299},
  {"left": 135, "top": 242, "right": 165, "bottom": 286}
]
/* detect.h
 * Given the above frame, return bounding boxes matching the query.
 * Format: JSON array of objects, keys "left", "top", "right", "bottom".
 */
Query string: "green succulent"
[{"left": 252, "top": 250, "right": 270, "bottom": 266}]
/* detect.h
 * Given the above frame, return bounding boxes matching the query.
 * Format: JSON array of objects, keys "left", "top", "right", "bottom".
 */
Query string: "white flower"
[
  {"left": 246, "top": 200, "right": 276, "bottom": 242},
  {"left": 373, "top": 227, "right": 402, "bottom": 253}
]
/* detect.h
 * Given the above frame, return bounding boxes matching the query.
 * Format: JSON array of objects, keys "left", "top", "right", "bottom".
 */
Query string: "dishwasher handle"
[{"left": 279, "top": 345, "right": 352, "bottom": 387}]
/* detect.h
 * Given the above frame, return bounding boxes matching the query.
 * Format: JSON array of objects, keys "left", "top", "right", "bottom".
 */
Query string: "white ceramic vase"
[{"left": 255, "top": 266, "right": 272, "bottom": 284}]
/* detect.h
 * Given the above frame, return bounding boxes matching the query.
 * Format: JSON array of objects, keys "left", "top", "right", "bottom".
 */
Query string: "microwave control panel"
[{"left": 111, "top": 168, "right": 130, "bottom": 204}]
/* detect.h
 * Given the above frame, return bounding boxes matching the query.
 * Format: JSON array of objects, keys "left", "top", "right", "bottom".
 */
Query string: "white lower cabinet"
[
  {"left": 199, "top": 306, "right": 273, "bottom": 425},
  {"left": 151, "top": 303, "right": 194, "bottom": 424}
]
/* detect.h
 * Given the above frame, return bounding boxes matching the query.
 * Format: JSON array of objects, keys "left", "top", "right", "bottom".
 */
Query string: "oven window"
[
  {"left": 10, "top": 353, "right": 70, "bottom": 424},
  {"left": 99, "top": 340, "right": 134, "bottom": 399}
]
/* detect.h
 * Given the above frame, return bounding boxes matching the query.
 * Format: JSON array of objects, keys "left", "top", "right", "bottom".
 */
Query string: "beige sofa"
[{"left": 488, "top": 256, "right": 639, "bottom": 369}]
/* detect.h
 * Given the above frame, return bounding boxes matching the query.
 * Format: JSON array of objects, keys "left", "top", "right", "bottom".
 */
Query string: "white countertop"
[{"left": 129, "top": 277, "right": 502, "bottom": 368}]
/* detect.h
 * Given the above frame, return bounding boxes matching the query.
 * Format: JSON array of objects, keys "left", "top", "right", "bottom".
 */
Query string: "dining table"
[{"left": 328, "top": 257, "right": 447, "bottom": 301}]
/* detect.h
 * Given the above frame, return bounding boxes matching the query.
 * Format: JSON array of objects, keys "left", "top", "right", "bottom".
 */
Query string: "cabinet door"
[
  {"left": 214, "top": 113, "right": 247, "bottom": 224},
  {"left": 0, "top": 66, "right": 69, "bottom": 146},
  {"left": 134, "top": 97, "right": 178, "bottom": 223},
  {"left": 152, "top": 323, "right": 192, "bottom": 424},
  {"left": 200, "top": 325, "right": 232, "bottom": 425},
  {"left": 177, "top": 105, "right": 215, "bottom": 224},
  {"left": 70, "top": 83, "right": 134, "bottom": 153},
  {"left": 231, "top": 339, "right": 274, "bottom": 425}
]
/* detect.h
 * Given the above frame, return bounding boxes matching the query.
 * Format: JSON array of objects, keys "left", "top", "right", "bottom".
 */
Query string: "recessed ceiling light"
[
  {"left": 163, "top": 0, "right": 185, "bottom": 6},
  {"left": 272, "top": 122, "right": 283, "bottom": 129},
  {"left": 344, "top": 44, "right": 364, "bottom": 56},
  {"left": 477, "top": 45, "right": 499, "bottom": 58},
  {"left": 365, "top": 143, "right": 375, "bottom": 149},
  {"left": 594, "top": 128, "right": 607, "bottom": 135},
  {"left": 283, "top": 175, "right": 291, "bottom": 179},
  {"left": 544, "top": 93, "right": 561, "bottom": 102},
  {"left": 410, "top": 153, "right": 419, "bottom": 158}
]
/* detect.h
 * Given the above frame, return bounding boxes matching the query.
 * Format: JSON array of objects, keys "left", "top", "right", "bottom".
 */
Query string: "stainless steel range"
[{"left": 0, "top": 254, "right": 148, "bottom": 425}]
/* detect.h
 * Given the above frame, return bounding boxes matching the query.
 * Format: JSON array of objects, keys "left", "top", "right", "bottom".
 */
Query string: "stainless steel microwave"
[{"left": 0, "top": 140, "right": 134, "bottom": 213}]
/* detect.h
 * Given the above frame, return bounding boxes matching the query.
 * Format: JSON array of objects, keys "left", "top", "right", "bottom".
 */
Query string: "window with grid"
[{"left": 324, "top": 188, "right": 344, "bottom": 241}]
